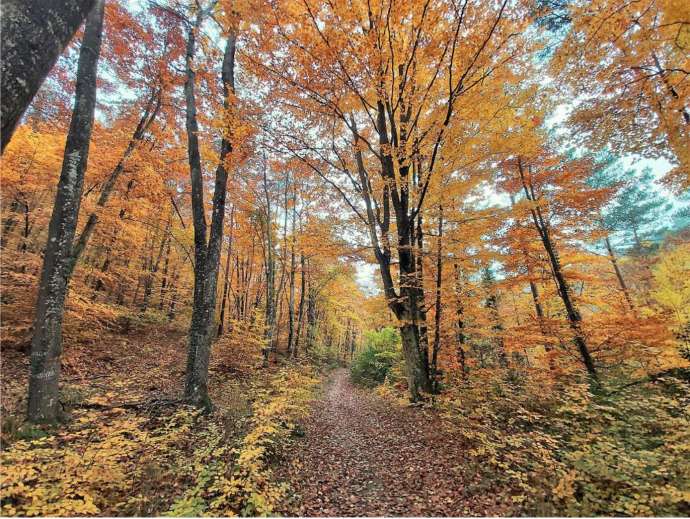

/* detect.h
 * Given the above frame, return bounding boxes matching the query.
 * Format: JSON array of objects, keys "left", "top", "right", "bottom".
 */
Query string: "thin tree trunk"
[
  {"left": 262, "top": 160, "right": 278, "bottom": 362},
  {"left": 27, "top": 0, "right": 105, "bottom": 423},
  {"left": 599, "top": 214, "right": 634, "bottom": 310},
  {"left": 518, "top": 157, "right": 597, "bottom": 377},
  {"left": 69, "top": 87, "right": 162, "bottom": 272},
  {"left": 142, "top": 230, "right": 168, "bottom": 311},
  {"left": 431, "top": 206, "right": 443, "bottom": 391},
  {"left": 158, "top": 238, "right": 172, "bottom": 310},
  {"left": 286, "top": 193, "right": 297, "bottom": 356},
  {"left": 217, "top": 206, "right": 234, "bottom": 337},
  {"left": 293, "top": 252, "right": 306, "bottom": 358}
]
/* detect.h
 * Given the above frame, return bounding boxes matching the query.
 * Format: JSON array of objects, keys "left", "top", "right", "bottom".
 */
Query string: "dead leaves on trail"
[{"left": 279, "top": 369, "right": 516, "bottom": 517}]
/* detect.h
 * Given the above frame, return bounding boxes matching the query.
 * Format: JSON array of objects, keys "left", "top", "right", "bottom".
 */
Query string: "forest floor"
[{"left": 279, "top": 369, "right": 515, "bottom": 517}]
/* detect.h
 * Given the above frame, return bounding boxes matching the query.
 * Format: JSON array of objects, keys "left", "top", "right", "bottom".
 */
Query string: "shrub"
[
  {"left": 553, "top": 379, "right": 690, "bottom": 516},
  {"left": 351, "top": 328, "right": 403, "bottom": 387}
]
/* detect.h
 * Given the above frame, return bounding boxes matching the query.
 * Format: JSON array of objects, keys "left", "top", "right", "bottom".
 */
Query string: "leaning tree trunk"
[
  {"left": 27, "top": 0, "right": 105, "bottom": 423},
  {"left": 517, "top": 158, "right": 597, "bottom": 377},
  {"left": 183, "top": 11, "right": 236, "bottom": 407},
  {"left": 1, "top": 0, "right": 98, "bottom": 153},
  {"left": 598, "top": 213, "right": 634, "bottom": 311},
  {"left": 69, "top": 86, "right": 162, "bottom": 272}
]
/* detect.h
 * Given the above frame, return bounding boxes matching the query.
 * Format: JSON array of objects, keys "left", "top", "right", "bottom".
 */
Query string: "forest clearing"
[{"left": 0, "top": 0, "right": 689, "bottom": 517}]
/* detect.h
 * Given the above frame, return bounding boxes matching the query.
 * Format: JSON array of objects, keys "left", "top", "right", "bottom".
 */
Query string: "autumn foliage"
[{"left": 1, "top": 0, "right": 689, "bottom": 516}]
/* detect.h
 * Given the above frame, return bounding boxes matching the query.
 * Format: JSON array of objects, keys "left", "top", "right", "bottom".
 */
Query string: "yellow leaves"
[
  {"left": 553, "top": 471, "right": 576, "bottom": 501},
  {"left": 154, "top": 366, "right": 320, "bottom": 517}
]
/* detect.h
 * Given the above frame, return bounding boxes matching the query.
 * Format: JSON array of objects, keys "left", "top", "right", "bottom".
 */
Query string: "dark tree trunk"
[
  {"left": 1, "top": 0, "right": 98, "bottom": 153},
  {"left": 69, "top": 87, "right": 162, "bottom": 272},
  {"left": 217, "top": 206, "right": 234, "bottom": 337},
  {"left": 453, "top": 263, "right": 468, "bottom": 377},
  {"left": 262, "top": 161, "right": 278, "bottom": 362},
  {"left": 27, "top": 0, "right": 104, "bottom": 423},
  {"left": 286, "top": 195, "right": 297, "bottom": 356},
  {"left": 349, "top": 116, "right": 431, "bottom": 401},
  {"left": 509, "top": 192, "right": 555, "bottom": 370},
  {"left": 518, "top": 158, "right": 597, "bottom": 376},
  {"left": 184, "top": 13, "right": 236, "bottom": 407},
  {"left": 158, "top": 238, "right": 172, "bottom": 310},
  {"left": 142, "top": 231, "right": 168, "bottom": 311},
  {"left": 293, "top": 252, "right": 306, "bottom": 358},
  {"left": 431, "top": 207, "right": 443, "bottom": 391}
]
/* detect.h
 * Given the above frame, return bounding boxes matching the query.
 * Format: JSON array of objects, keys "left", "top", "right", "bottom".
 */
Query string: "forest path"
[{"left": 279, "top": 368, "right": 497, "bottom": 517}]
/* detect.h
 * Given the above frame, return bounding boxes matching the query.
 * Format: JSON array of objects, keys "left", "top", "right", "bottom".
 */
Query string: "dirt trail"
[{"left": 280, "top": 369, "right": 501, "bottom": 517}]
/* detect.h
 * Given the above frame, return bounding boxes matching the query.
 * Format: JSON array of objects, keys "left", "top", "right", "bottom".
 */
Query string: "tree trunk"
[
  {"left": 1, "top": 0, "right": 98, "bottom": 153},
  {"left": 286, "top": 195, "right": 297, "bottom": 356},
  {"left": 262, "top": 160, "right": 278, "bottom": 362},
  {"left": 217, "top": 206, "right": 234, "bottom": 337},
  {"left": 431, "top": 207, "right": 443, "bottom": 391},
  {"left": 27, "top": 0, "right": 105, "bottom": 423},
  {"left": 184, "top": 12, "right": 236, "bottom": 407},
  {"left": 158, "top": 238, "right": 172, "bottom": 310},
  {"left": 600, "top": 216, "right": 634, "bottom": 310},
  {"left": 69, "top": 87, "right": 162, "bottom": 272},
  {"left": 349, "top": 116, "right": 431, "bottom": 401},
  {"left": 293, "top": 252, "right": 307, "bottom": 358},
  {"left": 518, "top": 157, "right": 597, "bottom": 376},
  {"left": 142, "top": 231, "right": 168, "bottom": 311}
]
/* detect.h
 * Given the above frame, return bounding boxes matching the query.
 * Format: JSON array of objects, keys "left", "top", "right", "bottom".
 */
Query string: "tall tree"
[
  {"left": 183, "top": 2, "right": 237, "bottom": 407},
  {"left": 27, "top": 0, "right": 105, "bottom": 423},
  {"left": 256, "top": 0, "right": 532, "bottom": 400},
  {"left": 515, "top": 155, "right": 598, "bottom": 376}
]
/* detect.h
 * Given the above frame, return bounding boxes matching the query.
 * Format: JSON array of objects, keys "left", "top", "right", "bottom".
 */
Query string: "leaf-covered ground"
[{"left": 279, "top": 369, "right": 515, "bottom": 517}]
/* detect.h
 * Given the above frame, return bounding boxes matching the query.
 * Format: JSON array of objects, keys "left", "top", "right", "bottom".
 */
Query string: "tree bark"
[
  {"left": 431, "top": 206, "right": 443, "bottom": 390},
  {"left": 1, "top": 0, "right": 98, "bottom": 153},
  {"left": 27, "top": 0, "right": 105, "bottom": 423},
  {"left": 262, "top": 160, "right": 277, "bottom": 363},
  {"left": 183, "top": 11, "right": 236, "bottom": 407},
  {"left": 350, "top": 117, "right": 432, "bottom": 401},
  {"left": 286, "top": 193, "right": 297, "bottom": 356},
  {"left": 293, "top": 253, "right": 307, "bottom": 358}
]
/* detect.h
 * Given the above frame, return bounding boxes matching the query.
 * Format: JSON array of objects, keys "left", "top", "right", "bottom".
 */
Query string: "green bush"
[{"left": 350, "top": 328, "right": 403, "bottom": 387}]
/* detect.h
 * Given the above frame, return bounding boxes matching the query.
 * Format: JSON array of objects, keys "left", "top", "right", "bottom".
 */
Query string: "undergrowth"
[
  {"left": 0, "top": 365, "right": 321, "bottom": 517},
  {"left": 376, "top": 368, "right": 690, "bottom": 517}
]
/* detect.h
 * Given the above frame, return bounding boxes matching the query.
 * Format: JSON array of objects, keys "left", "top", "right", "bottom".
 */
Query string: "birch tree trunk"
[{"left": 27, "top": 0, "right": 105, "bottom": 423}]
